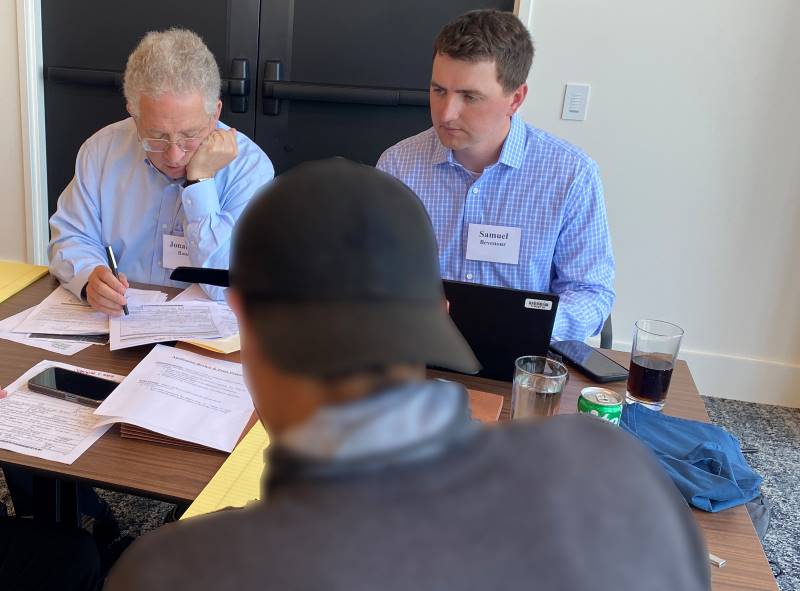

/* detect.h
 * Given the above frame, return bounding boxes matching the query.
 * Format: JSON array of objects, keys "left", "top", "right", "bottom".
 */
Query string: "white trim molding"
[
  {"left": 515, "top": 0, "right": 535, "bottom": 29},
  {"left": 604, "top": 340, "right": 800, "bottom": 409},
  {"left": 16, "top": 0, "right": 48, "bottom": 265}
]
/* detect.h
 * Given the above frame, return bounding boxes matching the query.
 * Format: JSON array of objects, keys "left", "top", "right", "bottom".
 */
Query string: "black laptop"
[{"left": 440, "top": 280, "right": 559, "bottom": 382}]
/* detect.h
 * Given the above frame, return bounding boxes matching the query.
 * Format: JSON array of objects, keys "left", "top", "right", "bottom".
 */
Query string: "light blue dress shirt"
[
  {"left": 376, "top": 115, "right": 615, "bottom": 341},
  {"left": 48, "top": 118, "right": 274, "bottom": 300}
]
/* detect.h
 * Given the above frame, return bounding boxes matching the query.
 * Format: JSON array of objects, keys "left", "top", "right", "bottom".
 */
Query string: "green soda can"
[{"left": 577, "top": 387, "right": 624, "bottom": 425}]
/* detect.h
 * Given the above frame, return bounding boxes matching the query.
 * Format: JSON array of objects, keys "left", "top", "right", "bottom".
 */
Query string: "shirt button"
[
  {"left": 466, "top": 273, "right": 474, "bottom": 280},
  {"left": 186, "top": 198, "right": 192, "bottom": 206},
  {"left": 472, "top": 188, "right": 479, "bottom": 194}
]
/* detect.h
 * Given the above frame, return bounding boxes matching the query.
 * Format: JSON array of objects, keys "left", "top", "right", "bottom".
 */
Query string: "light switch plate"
[{"left": 561, "top": 83, "right": 591, "bottom": 121}]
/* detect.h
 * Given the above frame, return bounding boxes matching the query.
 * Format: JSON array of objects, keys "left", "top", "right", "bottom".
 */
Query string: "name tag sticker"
[
  {"left": 162, "top": 234, "right": 190, "bottom": 269},
  {"left": 525, "top": 298, "right": 553, "bottom": 311},
  {"left": 466, "top": 223, "right": 521, "bottom": 265}
]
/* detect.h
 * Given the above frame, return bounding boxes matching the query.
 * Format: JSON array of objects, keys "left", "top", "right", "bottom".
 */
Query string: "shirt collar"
[
  {"left": 277, "top": 379, "right": 467, "bottom": 462},
  {"left": 496, "top": 114, "right": 526, "bottom": 169},
  {"left": 432, "top": 114, "right": 526, "bottom": 171}
]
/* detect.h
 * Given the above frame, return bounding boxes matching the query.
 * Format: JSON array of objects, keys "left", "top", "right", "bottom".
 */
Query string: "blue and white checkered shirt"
[{"left": 377, "top": 115, "right": 614, "bottom": 341}]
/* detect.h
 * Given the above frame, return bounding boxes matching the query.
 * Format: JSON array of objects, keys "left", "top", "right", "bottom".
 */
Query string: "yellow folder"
[
  {"left": 181, "top": 421, "right": 270, "bottom": 520},
  {"left": 0, "top": 261, "right": 48, "bottom": 304},
  {"left": 181, "top": 334, "right": 241, "bottom": 355}
]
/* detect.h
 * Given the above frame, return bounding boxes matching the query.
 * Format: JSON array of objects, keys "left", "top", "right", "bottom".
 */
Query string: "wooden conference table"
[{"left": 0, "top": 276, "right": 777, "bottom": 590}]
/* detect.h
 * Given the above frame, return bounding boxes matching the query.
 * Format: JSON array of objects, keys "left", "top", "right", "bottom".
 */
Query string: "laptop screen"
[{"left": 440, "top": 280, "right": 559, "bottom": 382}]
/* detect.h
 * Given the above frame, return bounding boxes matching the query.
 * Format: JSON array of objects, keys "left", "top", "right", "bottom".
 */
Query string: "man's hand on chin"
[
  {"left": 185, "top": 128, "right": 239, "bottom": 181},
  {"left": 85, "top": 266, "right": 129, "bottom": 316}
]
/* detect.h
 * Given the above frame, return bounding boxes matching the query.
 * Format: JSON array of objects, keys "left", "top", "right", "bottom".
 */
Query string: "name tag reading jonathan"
[
  {"left": 162, "top": 234, "right": 190, "bottom": 269},
  {"left": 466, "top": 223, "right": 521, "bottom": 265}
]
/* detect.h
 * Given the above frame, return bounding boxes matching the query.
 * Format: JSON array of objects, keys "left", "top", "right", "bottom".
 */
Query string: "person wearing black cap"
[{"left": 106, "top": 159, "right": 709, "bottom": 591}]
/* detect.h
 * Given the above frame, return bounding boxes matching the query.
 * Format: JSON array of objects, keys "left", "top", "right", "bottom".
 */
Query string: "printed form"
[
  {"left": 13, "top": 286, "right": 167, "bottom": 336},
  {"left": 109, "top": 301, "right": 231, "bottom": 350},
  {"left": 0, "top": 361, "right": 124, "bottom": 464},
  {"left": 172, "top": 284, "right": 241, "bottom": 354},
  {"left": 95, "top": 345, "right": 254, "bottom": 452},
  {"left": 0, "top": 308, "right": 92, "bottom": 355}
]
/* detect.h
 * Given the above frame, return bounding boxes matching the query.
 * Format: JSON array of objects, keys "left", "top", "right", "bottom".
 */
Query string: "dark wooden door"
[
  {"left": 41, "top": 0, "right": 514, "bottom": 214},
  {"left": 254, "top": 0, "right": 513, "bottom": 173},
  {"left": 41, "top": 0, "right": 261, "bottom": 217}
]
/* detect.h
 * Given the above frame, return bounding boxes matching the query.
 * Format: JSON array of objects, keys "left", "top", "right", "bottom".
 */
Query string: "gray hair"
[{"left": 123, "top": 28, "right": 221, "bottom": 116}]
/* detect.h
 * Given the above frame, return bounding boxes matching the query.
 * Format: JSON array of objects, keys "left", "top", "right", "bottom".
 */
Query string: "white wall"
[
  {"left": 0, "top": 1, "right": 27, "bottom": 261},
  {"left": 520, "top": 0, "right": 800, "bottom": 406}
]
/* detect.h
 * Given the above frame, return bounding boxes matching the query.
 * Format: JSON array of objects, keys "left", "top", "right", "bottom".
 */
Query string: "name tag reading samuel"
[
  {"left": 163, "top": 234, "right": 190, "bottom": 269},
  {"left": 466, "top": 223, "right": 521, "bottom": 265}
]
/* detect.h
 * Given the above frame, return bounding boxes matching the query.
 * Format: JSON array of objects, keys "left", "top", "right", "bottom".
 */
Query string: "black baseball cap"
[{"left": 229, "top": 158, "right": 479, "bottom": 378}]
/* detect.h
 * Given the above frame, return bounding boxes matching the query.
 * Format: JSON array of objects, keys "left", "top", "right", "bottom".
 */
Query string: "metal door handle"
[
  {"left": 265, "top": 82, "right": 428, "bottom": 105},
  {"left": 261, "top": 61, "right": 428, "bottom": 116},
  {"left": 224, "top": 58, "right": 250, "bottom": 113},
  {"left": 45, "top": 67, "right": 122, "bottom": 88},
  {"left": 46, "top": 65, "right": 251, "bottom": 110}
]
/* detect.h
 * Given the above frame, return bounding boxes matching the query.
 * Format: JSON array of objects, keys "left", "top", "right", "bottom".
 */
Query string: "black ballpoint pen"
[{"left": 105, "top": 245, "right": 129, "bottom": 316}]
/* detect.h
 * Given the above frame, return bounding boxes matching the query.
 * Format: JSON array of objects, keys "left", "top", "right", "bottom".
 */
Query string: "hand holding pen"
[
  {"left": 84, "top": 248, "right": 129, "bottom": 316},
  {"left": 105, "top": 246, "right": 129, "bottom": 316}
]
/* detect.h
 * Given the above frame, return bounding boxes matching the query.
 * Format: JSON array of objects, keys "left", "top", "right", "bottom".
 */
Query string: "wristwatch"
[{"left": 183, "top": 177, "right": 213, "bottom": 188}]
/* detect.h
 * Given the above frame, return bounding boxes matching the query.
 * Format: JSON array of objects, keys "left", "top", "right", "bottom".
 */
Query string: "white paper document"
[
  {"left": 13, "top": 286, "right": 167, "bottom": 336},
  {"left": 0, "top": 361, "right": 124, "bottom": 464},
  {"left": 109, "top": 301, "right": 230, "bottom": 350},
  {"left": 94, "top": 345, "right": 253, "bottom": 452},
  {"left": 0, "top": 308, "right": 93, "bottom": 355},
  {"left": 172, "top": 284, "right": 239, "bottom": 337},
  {"left": 171, "top": 283, "right": 211, "bottom": 303}
]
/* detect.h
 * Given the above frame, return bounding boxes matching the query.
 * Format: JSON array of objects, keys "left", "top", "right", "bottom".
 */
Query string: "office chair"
[{"left": 600, "top": 316, "right": 612, "bottom": 350}]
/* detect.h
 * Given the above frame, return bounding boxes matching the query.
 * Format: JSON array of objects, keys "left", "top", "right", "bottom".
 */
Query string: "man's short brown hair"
[{"left": 433, "top": 9, "right": 534, "bottom": 93}]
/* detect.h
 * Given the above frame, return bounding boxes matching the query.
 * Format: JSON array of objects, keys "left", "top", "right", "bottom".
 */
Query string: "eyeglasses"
[{"left": 138, "top": 136, "right": 204, "bottom": 153}]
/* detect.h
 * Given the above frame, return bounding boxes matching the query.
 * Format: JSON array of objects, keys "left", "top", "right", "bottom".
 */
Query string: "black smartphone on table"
[
  {"left": 549, "top": 340, "right": 629, "bottom": 383},
  {"left": 27, "top": 367, "right": 119, "bottom": 407}
]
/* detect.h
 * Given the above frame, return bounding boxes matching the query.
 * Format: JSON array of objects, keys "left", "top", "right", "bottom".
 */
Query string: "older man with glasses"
[{"left": 48, "top": 27, "right": 274, "bottom": 313}]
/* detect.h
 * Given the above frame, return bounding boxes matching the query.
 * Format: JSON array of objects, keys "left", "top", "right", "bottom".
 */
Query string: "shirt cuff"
[
  {"left": 62, "top": 264, "right": 100, "bottom": 300},
  {"left": 181, "top": 179, "right": 221, "bottom": 222}
]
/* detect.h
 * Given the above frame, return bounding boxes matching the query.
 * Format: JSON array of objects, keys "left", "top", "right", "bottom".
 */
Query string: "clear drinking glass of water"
[{"left": 511, "top": 356, "right": 568, "bottom": 420}]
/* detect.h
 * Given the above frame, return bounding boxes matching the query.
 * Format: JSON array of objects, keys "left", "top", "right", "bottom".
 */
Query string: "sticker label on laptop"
[
  {"left": 466, "top": 224, "right": 521, "bottom": 265},
  {"left": 163, "top": 234, "right": 190, "bottom": 269},
  {"left": 524, "top": 298, "right": 552, "bottom": 311}
]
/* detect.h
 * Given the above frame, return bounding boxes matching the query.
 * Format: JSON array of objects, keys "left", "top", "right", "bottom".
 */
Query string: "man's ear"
[
  {"left": 225, "top": 288, "right": 244, "bottom": 319},
  {"left": 226, "top": 288, "right": 255, "bottom": 354},
  {"left": 507, "top": 83, "right": 528, "bottom": 116},
  {"left": 213, "top": 99, "right": 222, "bottom": 122}
]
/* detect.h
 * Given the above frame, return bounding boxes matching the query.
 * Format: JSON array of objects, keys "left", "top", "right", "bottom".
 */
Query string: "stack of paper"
[
  {"left": 109, "top": 301, "right": 232, "bottom": 350},
  {"left": 0, "top": 308, "right": 94, "bottom": 355},
  {"left": 0, "top": 260, "right": 48, "bottom": 304},
  {"left": 0, "top": 360, "right": 123, "bottom": 464},
  {"left": 2, "top": 286, "right": 167, "bottom": 355},
  {"left": 172, "top": 284, "right": 241, "bottom": 354},
  {"left": 94, "top": 345, "right": 254, "bottom": 452},
  {"left": 12, "top": 286, "right": 168, "bottom": 336}
]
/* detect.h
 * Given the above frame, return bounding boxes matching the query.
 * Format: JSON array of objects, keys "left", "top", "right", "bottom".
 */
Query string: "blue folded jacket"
[{"left": 620, "top": 403, "right": 762, "bottom": 512}]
